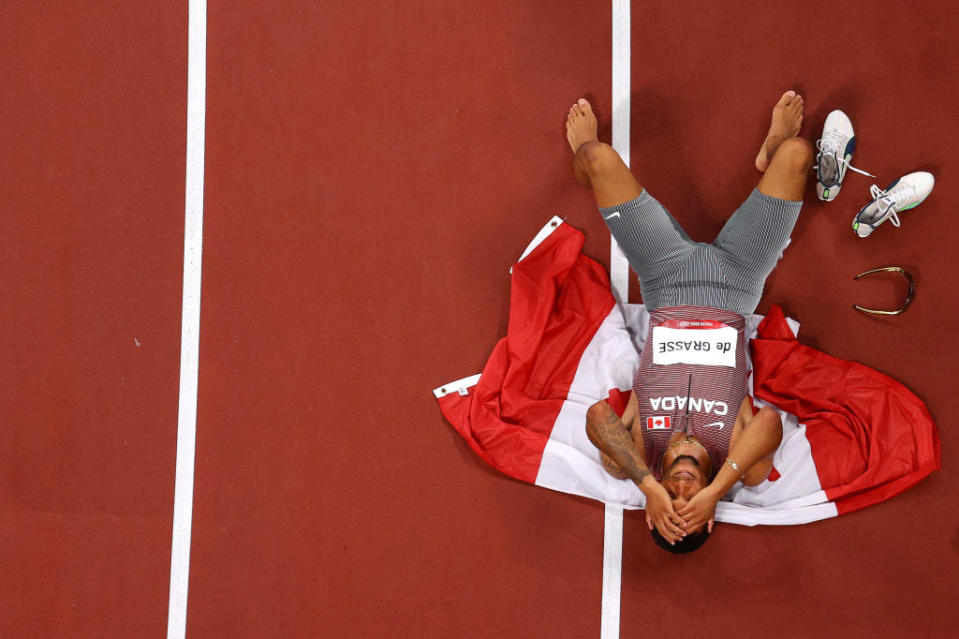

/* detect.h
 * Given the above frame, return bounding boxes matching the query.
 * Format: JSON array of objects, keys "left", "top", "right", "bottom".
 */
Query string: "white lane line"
[
  {"left": 601, "top": 503, "right": 624, "bottom": 639},
  {"left": 603, "top": 2, "right": 630, "bottom": 638},
  {"left": 167, "top": 2, "right": 206, "bottom": 638},
  {"left": 609, "top": 0, "right": 631, "bottom": 306}
]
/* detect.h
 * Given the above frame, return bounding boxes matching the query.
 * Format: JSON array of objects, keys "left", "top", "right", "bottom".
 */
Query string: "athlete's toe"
[{"left": 778, "top": 90, "right": 797, "bottom": 106}]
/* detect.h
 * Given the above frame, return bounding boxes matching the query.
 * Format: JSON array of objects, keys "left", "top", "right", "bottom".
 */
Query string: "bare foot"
[
  {"left": 755, "top": 91, "right": 805, "bottom": 172},
  {"left": 567, "top": 98, "right": 598, "bottom": 153},
  {"left": 567, "top": 98, "right": 599, "bottom": 186}
]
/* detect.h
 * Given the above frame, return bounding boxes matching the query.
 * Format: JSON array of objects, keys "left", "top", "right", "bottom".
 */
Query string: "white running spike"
[
  {"left": 816, "top": 110, "right": 876, "bottom": 202},
  {"left": 852, "top": 171, "right": 935, "bottom": 237}
]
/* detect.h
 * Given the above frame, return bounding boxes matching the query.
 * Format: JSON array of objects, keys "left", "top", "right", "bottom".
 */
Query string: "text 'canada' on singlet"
[{"left": 634, "top": 305, "right": 749, "bottom": 479}]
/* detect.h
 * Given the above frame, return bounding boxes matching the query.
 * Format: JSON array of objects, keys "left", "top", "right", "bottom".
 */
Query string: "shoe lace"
[
  {"left": 816, "top": 129, "right": 844, "bottom": 155},
  {"left": 815, "top": 131, "right": 876, "bottom": 178},
  {"left": 869, "top": 183, "right": 918, "bottom": 228}
]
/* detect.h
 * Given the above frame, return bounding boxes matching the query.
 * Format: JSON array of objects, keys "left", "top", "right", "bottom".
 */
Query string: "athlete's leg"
[
  {"left": 711, "top": 93, "right": 812, "bottom": 314},
  {"left": 566, "top": 99, "right": 697, "bottom": 310},
  {"left": 754, "top": 90, "right": 805, "bottom": 173},
  {"left": 566, "top": 98, "right": 643, "bottom": 208},
  {"left": 713, "top": 137, "right": 812, "bottom": 274},
  {"left": 574, "top": 140, "right": 643, "bottom": 208},
  {"left": 578, "top": 141, "right": 698, "bottom": 309},
  {"left": 566, "top": 98, "right": 643, "bottom": 207},
  {"left": 753, "top": 89, "right": 811, "bottom": 199},
  {"left": 756, "top": 137, "right": 814, "bottom": 201}
]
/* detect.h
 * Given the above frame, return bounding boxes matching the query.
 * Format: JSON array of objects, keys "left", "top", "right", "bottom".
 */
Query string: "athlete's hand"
[
  {"left": 676, "top": 488, "right": 718, "bottom": 534},
  {"left": 642, "top": 480, "right": 686, "bottom": 543}
]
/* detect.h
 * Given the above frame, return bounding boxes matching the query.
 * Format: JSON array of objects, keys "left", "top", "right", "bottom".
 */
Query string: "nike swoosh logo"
[
  {"left": 603, "top": 211, "right": 621, "bottom": 220},
  {"left": 705, "top": 422, "right": 725, "bottom": 429}
]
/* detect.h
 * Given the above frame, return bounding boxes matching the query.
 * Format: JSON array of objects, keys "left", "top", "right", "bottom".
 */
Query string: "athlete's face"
[
  {"left": 660, "top": 441, "right": 711, "bottom": 532},
  {"left": 661, "top": 455, "right": 708, "bottom": 499}
]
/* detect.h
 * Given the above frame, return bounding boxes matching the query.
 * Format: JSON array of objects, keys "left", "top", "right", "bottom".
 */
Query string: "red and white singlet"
[{"left": 634, "top": 305, "right": 749, "bottom": 479}]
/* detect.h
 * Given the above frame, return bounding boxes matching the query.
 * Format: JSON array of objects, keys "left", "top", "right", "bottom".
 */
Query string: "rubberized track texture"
[{"left": 1, "top": 1, "right": 957, "bottom": 637}]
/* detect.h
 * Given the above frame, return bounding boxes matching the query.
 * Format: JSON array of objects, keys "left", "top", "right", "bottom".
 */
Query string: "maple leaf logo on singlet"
[{"left": 647, "top": 416, "right": 671, "bottom": 430}]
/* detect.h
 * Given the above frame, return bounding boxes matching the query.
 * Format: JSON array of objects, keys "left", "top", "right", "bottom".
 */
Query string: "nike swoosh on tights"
[
  {"left": 705, "top": 422, "right": 725, "bottom": 429},
  {"left": 603, "top": 211, "right": 621, "bottom": 220}
]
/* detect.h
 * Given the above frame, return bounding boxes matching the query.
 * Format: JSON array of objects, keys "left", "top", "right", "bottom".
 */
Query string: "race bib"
[{"left": 651, "top": 325, "right": 738, "bottom": 367}]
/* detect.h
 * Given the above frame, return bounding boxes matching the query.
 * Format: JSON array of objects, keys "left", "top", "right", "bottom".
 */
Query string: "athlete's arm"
[
  {"left": 732, "top": 398, "right": 783, "bottom": 487},
  {"left": 677, "top": 401, "right": 783, "bottom": 530},
  {"left": 600, "top": 391, "right": 646, "bottom": 474},
  {"left": 586, "top": 400, "right": 686, "bottom": 543},
  {"left": 586, "top": 399, "right": 647, "bottom": 480},
  {"left": 598, "top": 393, "right": 639, "bottom": 479},
  {"left": 620, "top": 390, "right": 639, "bottom": 431}
]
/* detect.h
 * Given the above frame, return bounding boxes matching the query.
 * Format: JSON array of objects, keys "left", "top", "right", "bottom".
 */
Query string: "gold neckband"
[
  {"left": 664, "top": 437, "right": 712, "bottom": 479},
  {"left": 666, "top": 437, "right": 709, "bottom": 455}
]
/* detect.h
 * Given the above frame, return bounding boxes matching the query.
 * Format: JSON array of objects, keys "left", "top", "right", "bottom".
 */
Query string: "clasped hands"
[{"left": 641, "top": 478, "right": 717, "bottom": 545}]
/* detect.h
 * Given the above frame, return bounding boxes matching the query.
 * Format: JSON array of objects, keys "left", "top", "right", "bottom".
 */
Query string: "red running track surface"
[
  {"left": 2, "top": 2, "right": 187, "bottom": 636},
  {"left": 2, "top": 1, "right": 957, "bottom": 637}
]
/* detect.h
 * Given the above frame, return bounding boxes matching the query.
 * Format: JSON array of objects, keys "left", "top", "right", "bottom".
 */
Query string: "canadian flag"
[
  {"left": 647, "top": 416, "right": 670, "bottom": 430},
  {"left": 433, "top": 218, "right": 940, "bottom": 526}
]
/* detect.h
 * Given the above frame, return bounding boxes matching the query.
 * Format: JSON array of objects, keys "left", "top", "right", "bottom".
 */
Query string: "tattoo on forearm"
[{"left": 597, "top": 408, "right": 651, "bottom": 484}]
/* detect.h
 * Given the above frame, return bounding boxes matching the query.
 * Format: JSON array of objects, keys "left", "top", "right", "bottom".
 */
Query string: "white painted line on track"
[
  {"left": 601, "top": 503, "right": 624, "bottom": 639},
  {"left": 167, "top": 2, "right": 206, "bottom": 638},
  {"left": 609, "top": 0, "right": 631, "bottom": 306},
  {"left": 603, "top": 2, "right": 630, "bottom": 638}
]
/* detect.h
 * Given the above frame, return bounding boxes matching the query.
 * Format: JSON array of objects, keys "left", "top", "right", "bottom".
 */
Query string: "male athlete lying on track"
[{"left": 571, "top": 92, "right": 813, "bottom": 553}]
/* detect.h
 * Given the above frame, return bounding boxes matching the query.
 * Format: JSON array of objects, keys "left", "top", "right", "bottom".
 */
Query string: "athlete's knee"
[
  {"left": 576, "top": 140, "right": 617, "bottom": 176},
  {"left": 773, "top": 137, "right": 814, "bottom": 172}
]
